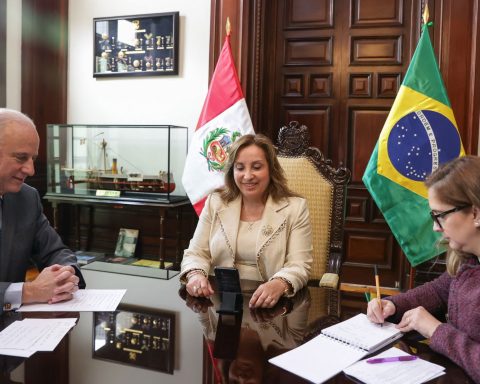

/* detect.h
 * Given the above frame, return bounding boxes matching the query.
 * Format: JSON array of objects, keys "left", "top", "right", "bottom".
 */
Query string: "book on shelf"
[
  {"left": 114, "top": 228, "right": 139, "bottom": 258},
  {"left": 129, "top": 259, "right": 173, "bottom": 269},
  {"left": 102, "top": 256, "right": 134, "bottom": 265},
  {"left": 74, "top": 251, "right": 106, "bottom": 265},
  {"left": 269, "top": 313, "right": 403, "bottom": 383}
]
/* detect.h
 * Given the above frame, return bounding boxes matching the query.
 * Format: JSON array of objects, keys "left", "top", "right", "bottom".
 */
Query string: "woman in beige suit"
[{"left": 180, "top": 134, "right": 313, "bottom": 308}]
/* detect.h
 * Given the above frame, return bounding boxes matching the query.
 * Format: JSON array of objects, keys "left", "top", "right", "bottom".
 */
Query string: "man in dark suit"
[{"left": 0, "top": 108, "right": 85, "bottom": 313}]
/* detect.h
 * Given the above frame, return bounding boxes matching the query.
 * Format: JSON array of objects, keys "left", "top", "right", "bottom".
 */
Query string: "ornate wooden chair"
[{"left": 276, "top": 121, "right": 351, "bottom": 289}]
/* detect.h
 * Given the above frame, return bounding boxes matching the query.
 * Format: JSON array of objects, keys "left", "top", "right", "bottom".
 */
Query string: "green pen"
[{"left": 364, "top": 291, "right": 370, "bottom": 302}]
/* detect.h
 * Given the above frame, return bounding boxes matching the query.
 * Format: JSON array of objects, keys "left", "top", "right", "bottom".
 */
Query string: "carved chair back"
[{"left": 276, "top": 121, "right": 351, "bottom": 288}]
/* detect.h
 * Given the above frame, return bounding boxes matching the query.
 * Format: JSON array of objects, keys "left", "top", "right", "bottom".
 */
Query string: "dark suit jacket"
[{"left": 0, "top": 184, "right": 85, "bottom": 311}]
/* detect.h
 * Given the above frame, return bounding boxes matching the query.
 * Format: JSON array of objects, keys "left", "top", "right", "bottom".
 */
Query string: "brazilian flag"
[{"left": 363, "top": 23, "right": 465, "bottom": 267}]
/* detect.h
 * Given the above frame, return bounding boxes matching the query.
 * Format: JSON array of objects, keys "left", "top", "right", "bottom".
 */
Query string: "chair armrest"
[{"left": 319, "top": 273, "right": 339, "bottom": 288}]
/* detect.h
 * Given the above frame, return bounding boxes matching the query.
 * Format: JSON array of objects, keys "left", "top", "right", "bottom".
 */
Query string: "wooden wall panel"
[
  {"left": 21, "top": 0, "right": 68, "bottom": 197},
  {"left": 285, "top": 37, "right": 333, "bottom": 65},
  {"left": 285, "top": 0, "right": 333, "bottom": 28},
  {"left": 345, "top": 231, "right": 394, "bottom": 267},
  {"left": 351, "top": 0, "right": 403, "bottom": 27},
  {"left": 350, "top": 36, "right": 402, "bottom": 65},
  {"left": 309, "top": 73, "right": 332, "bottom": 97},
  {"left": 348, "top": 108, "right": 389, "bottom": 182},
  {"left": 0, "top": 0, "right": 6, "bottom": 107},
  {"left": 349, "top": 73, "right": 372, "bottom": 97}
]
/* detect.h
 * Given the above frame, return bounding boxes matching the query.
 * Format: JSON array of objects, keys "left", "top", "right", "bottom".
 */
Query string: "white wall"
[
  {"left": 5, "top": 0, "right": 22, "bottom": 110},
  {"left": 68, "top": 0, "right": 210, "bottom": 129},
  {"left": 65, "top": 2, "right": 210, "bottom": 383}
]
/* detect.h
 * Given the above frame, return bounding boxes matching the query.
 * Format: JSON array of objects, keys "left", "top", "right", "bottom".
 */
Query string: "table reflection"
[
  {"left": 180, "top": 280, "right": 339, "bottom": 384},
  {"left": 180, "top": 281, "right": 473, "bottom": 384}
]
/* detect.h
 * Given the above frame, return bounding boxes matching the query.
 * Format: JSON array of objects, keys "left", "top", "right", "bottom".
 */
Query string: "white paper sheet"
[
  {"left": 0, "top": 347, "right": 35, "bottom": 358},
  {"left": 0, "top": 318, "right": 77, "bottom": 357},
  {"left": 343, "top": 347, "right": 445, "bottom": 384},
  {"left": 17, "top": 289, "right": 126, "bottom": 312}
]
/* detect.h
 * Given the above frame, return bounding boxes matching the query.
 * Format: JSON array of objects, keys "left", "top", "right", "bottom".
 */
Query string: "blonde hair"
[
  {"left": 425, "top": 156, "right": 480, "bottom": 275},
  {"left": 216, "top": 134, "right": 297, "bottom": 202}
]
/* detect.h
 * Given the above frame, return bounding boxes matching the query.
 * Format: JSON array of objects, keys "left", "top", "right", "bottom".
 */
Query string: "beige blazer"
[{"left": 180, "top": 193, "right": 313, "bottom": 294}]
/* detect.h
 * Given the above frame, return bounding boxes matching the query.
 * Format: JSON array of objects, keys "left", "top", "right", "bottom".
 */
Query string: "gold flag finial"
[
  {"left": 423, "top": 3, "right": 430, "bottom": 25},
  {"left": 226, "top": 17, "right": 231, "bottom": 36}
]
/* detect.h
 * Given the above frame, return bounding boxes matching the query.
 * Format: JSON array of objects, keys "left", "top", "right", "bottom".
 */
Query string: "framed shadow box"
[
  {"left": 93, "top": 304, "right": 175, "bottom": 373},
  {"left": 93, "top": 12, "right": 179, "bottom": 78}
]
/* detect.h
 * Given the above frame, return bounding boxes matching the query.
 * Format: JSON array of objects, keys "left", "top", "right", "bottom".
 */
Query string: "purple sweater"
[{"left": 388, "top": 257, "right": 480, "bottom": 383}]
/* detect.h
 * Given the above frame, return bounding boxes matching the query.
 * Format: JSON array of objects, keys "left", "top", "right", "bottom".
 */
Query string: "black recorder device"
[{"left": 214, "top": 267, "right": 243, "bottom": 314}]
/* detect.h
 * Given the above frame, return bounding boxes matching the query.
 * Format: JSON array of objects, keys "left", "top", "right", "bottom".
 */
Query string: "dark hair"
[
  {"left": 425, "top": 155, "right": 480, "bottom": 275},
  {"left": 216, "top": 134, "right": 297, "bottom": 202}
]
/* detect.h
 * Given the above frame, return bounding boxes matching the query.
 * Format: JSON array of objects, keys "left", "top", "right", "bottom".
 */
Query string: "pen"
[
  {"left": 366, "top": 355, "right": 418, "bottom": 364},
  {"left": 364, "top": 291, "right": 370, "bottom": 303},
  {"left": 374, "top": 265, "right": 383, "bottom": 326}
]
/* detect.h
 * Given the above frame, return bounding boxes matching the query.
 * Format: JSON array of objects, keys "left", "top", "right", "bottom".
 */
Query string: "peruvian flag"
[{"left": 182, "top": 34, "right": 254, "bottom": 215}]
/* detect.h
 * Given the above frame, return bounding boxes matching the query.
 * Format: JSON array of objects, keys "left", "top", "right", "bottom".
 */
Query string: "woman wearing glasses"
[{"left": 367, "top": 155, "right": 480, "bottom": 383}]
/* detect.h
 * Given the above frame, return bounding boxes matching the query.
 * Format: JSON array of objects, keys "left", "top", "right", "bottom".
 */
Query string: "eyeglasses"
[{"left": 430, "top": 205, "right": 471, "bottom": 229}]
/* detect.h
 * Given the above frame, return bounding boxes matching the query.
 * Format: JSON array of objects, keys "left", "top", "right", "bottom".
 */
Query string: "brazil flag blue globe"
[{"left": 388, "top": 110, "right": 461, "bottom": 182}]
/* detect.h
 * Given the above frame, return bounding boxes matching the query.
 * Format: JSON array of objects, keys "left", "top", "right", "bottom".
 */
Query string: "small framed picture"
[
  {"left": 114, "top": 228, "right": 139, "bottom": 257},
  {"left": 93, "top": 304, "right": 175, "bottom": 373},
  {"left": 93, "top": 12, "right": 179, "bottom": 78}
]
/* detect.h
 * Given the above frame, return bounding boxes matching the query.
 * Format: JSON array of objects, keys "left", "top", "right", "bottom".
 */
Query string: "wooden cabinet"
[{"left": 45, "top": 194, "right": 196, "bottom": 269}]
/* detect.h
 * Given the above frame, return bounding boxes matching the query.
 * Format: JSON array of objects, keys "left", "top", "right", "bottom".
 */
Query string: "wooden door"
[{"left": 265, "top": 0, "right": 420, "bottom": 288}]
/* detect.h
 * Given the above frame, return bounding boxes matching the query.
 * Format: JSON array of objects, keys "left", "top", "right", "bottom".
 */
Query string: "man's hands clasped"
[{"left": 22, "top": 264, "right": 80, "bottom": 304}]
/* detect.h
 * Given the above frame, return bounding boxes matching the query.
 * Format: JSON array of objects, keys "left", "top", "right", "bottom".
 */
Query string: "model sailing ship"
[{"left": 62, "top": 137, "right": 175, "bottom": 194}]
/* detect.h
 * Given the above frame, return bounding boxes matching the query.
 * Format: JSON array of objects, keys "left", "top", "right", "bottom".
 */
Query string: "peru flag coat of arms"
[{"left": 182, "top": 33, "right": 254, "bottom": 215}]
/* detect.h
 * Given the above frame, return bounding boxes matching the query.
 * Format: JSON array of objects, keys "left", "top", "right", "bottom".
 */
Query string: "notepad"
[
  {"left": 343, "top": 347, "right": 445, "bottom": 384},
  {"left": 269, "top": 313, "right": 403, "bottom": 383}
]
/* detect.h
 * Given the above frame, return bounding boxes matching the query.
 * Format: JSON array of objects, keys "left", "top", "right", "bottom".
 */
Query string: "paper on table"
[
  {"left": 0, "top": 318, "right": 77, "bottom": 357},
  {"left": 25, "top": 318, "right": 77, "bottom": 351},
  {"left": 0, "top": 347, "right": 35, "bottom": 358},
  {"left": 17, "top": 289, "right": 126, "bottom": 312},
  {"left": 343, "top": 347, "right": 445, "bottom": 384}
]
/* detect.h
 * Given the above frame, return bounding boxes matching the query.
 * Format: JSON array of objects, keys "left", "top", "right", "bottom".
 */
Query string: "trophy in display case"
[
  {"left": 93, "top": 12, "right": 179, "bottom": 77},
  {"left": 46, "top": 124, "right": 188, "bottom": 203}
]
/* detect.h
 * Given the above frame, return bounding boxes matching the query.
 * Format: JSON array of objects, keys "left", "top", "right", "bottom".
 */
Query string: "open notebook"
[{"left": 269, "top": 313, "right": 402, "bottom": 384}]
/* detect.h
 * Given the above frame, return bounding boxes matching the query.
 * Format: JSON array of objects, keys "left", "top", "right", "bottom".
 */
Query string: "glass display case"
[{"left": 46, "top": 124, "right": 188, "bottom": 203}]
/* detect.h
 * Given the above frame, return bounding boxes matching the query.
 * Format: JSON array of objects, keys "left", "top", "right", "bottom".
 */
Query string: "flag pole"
[
  {"left": 422, "top": 3, "right": 429, "bottom": 25},
  {"left": 226, "top": 17, "right": 231, "bottom": 36},
  {"left": 406, "top": 3, "right": 430, "bottom": 290}
]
